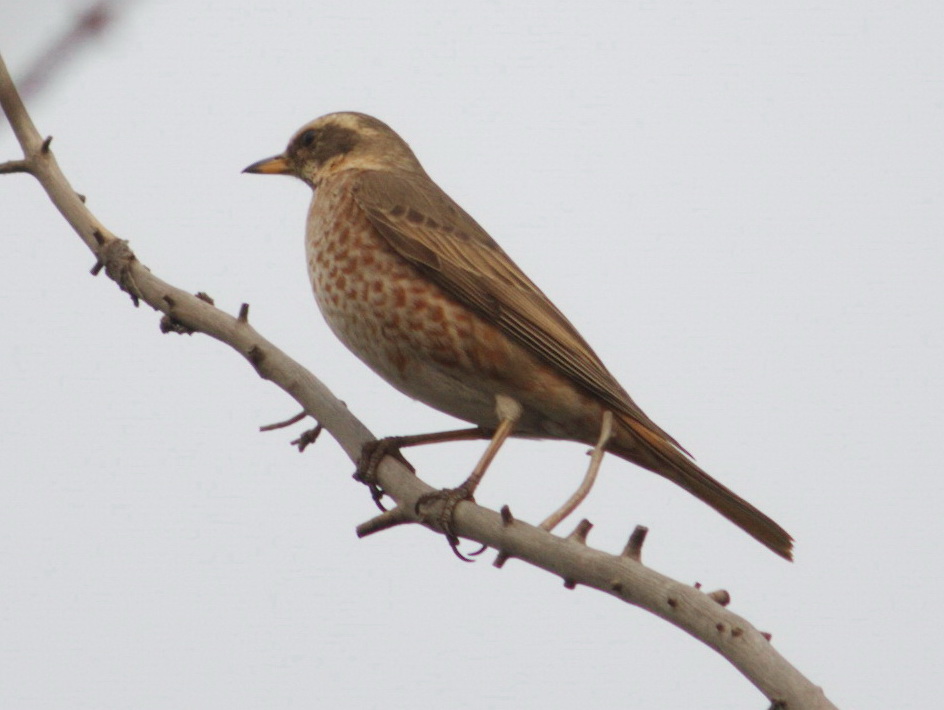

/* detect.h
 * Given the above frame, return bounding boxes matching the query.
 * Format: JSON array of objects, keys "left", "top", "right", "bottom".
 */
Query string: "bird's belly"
[{"left": 312, "top": 264, "right": 502, "bottom": 425}]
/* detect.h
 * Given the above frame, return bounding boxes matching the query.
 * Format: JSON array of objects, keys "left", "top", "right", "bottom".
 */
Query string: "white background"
[{"left": 2, "top": 2, "right": 942, "bottom": 708}]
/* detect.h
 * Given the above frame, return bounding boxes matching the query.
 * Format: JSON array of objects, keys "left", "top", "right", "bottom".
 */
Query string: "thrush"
[{"left": 244, "top": 112, "right": 793, "bottom": 561}]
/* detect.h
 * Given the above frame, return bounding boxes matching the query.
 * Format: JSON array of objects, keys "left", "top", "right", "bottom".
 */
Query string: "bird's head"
[{"left": 243, "top": 112, "right": 422, "bottom": 187}]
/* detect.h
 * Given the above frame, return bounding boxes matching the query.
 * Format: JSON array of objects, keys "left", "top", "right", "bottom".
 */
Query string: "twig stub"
[
  {"left": 622, "top": 525, "right": 649, "bottom": 562},
  {"left": 356, "top": 506, "right": 412, "bottom": 538},
  {"left": 707, "top": 589, "right": 731, "bottom": 607},
  {"left": 290, "top": 423, "right": 323, "bottom": 452},
  {"left": 567, "top": 518, "right": 593, "bottom": 545},
  {"left": 492, "top": 550, "right": 511, "bottom": 568}
]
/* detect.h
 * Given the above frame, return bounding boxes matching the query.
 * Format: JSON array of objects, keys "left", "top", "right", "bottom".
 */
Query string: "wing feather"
[{"left": 352, "top": 169, "right": 682, "bottom": 448}]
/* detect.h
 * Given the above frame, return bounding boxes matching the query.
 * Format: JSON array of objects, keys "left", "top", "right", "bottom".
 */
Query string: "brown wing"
[{"left": 352, "top": 169, "right": 683, "bottom": 448}]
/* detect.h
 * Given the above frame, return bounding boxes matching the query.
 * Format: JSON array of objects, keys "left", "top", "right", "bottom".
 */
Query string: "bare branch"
[
  {"left": 0, "top": 51, "right": 837, "bottom": 710},
  {"left": 15, "top": 2, "right": 116, "bottom": 101}
]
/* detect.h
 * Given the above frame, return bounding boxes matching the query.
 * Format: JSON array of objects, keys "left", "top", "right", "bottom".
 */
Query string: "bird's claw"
[
  {"left": 354, "top": 437, "right": 416, "bottom": 511},
  {"left": 414, "top": 485, "right": 486, "bottom": 561}
]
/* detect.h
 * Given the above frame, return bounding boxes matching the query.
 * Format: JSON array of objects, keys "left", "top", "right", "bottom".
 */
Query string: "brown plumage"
[{"left": 245, "top": 112, "right": 793, "bottom": 560}]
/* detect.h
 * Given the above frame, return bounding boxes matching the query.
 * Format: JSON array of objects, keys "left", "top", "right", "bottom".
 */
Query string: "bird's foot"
[
  {"left": 354, "top": 437, "right": 416, "bottom": 511},
  {"left": 414, "top": 484, "right": 487, "bottom": 562}
]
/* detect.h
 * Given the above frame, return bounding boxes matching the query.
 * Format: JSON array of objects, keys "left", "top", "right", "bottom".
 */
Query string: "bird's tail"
[{"left": 609, "top": 414, "right": 794, "bottom": 560}]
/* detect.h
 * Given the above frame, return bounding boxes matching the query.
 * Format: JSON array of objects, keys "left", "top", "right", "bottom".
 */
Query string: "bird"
[{"left": 244, "top": 112, "right": 793, "bottom": 560}]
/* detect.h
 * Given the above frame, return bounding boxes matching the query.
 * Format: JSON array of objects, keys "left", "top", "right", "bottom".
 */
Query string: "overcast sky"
[{"left": 2, "top": 2, "right": 942, "bottom": 708}]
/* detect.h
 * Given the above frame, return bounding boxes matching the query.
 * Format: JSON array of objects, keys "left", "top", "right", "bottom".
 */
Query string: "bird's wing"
[{"left": 352, "top": 169, "right": 682, "bottom": 448}]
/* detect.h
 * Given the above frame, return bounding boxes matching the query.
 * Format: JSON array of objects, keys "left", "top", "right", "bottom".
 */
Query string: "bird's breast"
[{"left": 304, "top": 174, "right": 497, "bottom": 419}]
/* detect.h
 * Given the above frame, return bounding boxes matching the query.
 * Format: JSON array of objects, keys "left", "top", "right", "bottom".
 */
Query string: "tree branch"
[
  {"left": 12, "top": 2, "right": 116, "bottom": 102},
  {"left": 0, "top": 50, "right": 837, "bottom": 709}
]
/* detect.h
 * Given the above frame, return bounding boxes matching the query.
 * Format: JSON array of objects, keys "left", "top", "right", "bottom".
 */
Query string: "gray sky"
[{"left": 2, "top": 2, "right": 942, "bottom": 707}]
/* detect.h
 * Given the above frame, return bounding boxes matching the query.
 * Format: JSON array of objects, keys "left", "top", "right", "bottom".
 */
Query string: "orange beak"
[{"left": 242, "top": 154, "right": 292, "bottom": 175}]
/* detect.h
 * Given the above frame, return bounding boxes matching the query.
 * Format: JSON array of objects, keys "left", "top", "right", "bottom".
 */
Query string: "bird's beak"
[{"left": 243, "top": 154, "right": 292, "bottom": 175}]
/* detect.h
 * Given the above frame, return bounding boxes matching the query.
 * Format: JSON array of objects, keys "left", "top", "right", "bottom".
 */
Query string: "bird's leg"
[
  {"left": 355, "top": 427, "right": 493, "bottom": 509},
  {"left": 539, "top": 410, "right": 614, "bottom": 532},
  {"left": 415, "top": 394, "right": 523, "bottom": 560}
]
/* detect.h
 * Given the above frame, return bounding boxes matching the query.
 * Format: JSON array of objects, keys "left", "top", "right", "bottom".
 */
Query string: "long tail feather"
[{"left": 612, "top": 415, "right": 794, "bottom": 560}]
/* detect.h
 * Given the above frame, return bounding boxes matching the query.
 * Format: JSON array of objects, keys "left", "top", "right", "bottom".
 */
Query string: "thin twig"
[
  {"left": 0, "top": 159, "right": 31, "bottom": 174},
  {"left": 260, "top": 411, "right": 307, "bottom": 432}
]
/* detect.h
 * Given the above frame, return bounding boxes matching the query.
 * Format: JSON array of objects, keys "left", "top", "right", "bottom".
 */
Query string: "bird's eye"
[{"left": 299, "top": 130, "right": 317, "bottom": 147}]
